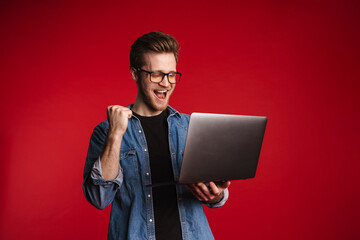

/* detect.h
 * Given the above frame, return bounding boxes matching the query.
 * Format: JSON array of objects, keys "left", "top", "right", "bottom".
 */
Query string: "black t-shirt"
[{"left": 133, "top": 110, "right": 182, "bottom": 240}]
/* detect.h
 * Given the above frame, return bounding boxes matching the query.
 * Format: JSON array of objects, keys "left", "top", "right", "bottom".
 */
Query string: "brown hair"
[{"left": 130, "top": 31, "right": 179, "bottom": 69}]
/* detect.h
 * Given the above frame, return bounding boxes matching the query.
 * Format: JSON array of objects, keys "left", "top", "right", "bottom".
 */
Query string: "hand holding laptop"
[{"left": 185, "top": 181, "right": 231, "bottom": 203}]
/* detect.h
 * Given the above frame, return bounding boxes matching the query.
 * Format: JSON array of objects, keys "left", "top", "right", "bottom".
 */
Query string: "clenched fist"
[{"left": 107, "top": 105, "right": 132, "bottom": 136}]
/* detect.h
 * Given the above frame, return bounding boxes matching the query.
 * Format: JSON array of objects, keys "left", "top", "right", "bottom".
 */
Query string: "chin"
[
  {"left": 138, "top": 87, "right": 172, "bottom": 114},
  {"left": 150, "top": 101, "right": 169, "bottom": 112}
]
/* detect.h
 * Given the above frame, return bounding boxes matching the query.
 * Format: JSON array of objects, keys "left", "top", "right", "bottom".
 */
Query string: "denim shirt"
[{"left": 83, "top": 106, "right": 229, "bottom": 240}]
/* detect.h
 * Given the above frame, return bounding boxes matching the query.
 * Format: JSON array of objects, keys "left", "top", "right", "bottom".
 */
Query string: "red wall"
[{"left": 1, "top": 1, "right": 359, "bottom": 239}]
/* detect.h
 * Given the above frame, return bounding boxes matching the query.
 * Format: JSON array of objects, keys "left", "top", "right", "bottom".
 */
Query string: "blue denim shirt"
[{"left": 83, "top": 106, "right": 229, "bottom": 240}]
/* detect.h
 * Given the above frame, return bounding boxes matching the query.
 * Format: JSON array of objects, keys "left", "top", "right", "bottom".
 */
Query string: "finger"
[
  {"left": 108, "top": 105, "right": 123, "bottom": 111},
  {"left": 192, "top": 183, "right": 209, "bottom": 201},
  {"left": 107, "top": 106, "right": 111, "bottom": 118},
  {"left": 124, "top": 109, "right": 133, "bottom": 118},
  {"left": 107, "top": 106, "right": 132, "bottom": 117},
  {"left": 118, "top": 110, "right": 132, "bottom": 120},
  {"left": 208, "top": 182, "right": 220, "bottom": 196},
  {"left": 196, "top": 182, "right": 212, "bottom": 198},
  {"left": 107, "top": 105, "right": 114, "bottom": 115},
  {"left": 107, "top": 105, "right": 119, "bottom": 115},
  {"left": 216, "top": 180, "right": 231, "bottom": 190}
]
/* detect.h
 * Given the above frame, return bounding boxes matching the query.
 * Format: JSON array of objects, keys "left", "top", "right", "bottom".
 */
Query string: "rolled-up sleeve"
[
  {"left": 82, "top": 122, "right": 123, "bottom": 210},
  {"left": 91, "top": 156, "right": 122, "bottom": 186}
]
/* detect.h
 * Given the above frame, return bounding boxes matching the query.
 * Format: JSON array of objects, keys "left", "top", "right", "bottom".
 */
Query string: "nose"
[{"left": 159, "top": 75, "right": 170, "bottom": 88}]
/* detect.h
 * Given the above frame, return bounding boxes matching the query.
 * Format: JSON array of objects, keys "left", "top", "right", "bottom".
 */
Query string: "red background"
[{"left": 1, "top": 0, "right": 359, "bottom": 239}]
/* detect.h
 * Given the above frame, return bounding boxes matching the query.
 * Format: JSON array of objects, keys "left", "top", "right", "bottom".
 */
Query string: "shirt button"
[
  {"left": 139, "top": 130, "right": 142, "bottom": 133},
  {"left": 149, "top": 219, "right": 153, "bottom": 222},
  {"left": 146, "top": 172, "right": 150, "bottom": 176},
  {"left": 147, "top": 194, "right": 151, "bottom": 198},
  {"left": 182, "top": 221, "right": 186, "bottom": 224},
  {"left": 144, "top": 148, "right": 147, "bottom": 152}
]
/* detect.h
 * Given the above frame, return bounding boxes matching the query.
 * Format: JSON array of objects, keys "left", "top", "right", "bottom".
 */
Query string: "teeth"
[{"left": 155, "top": 90, "right": 167, "bottom": 93}]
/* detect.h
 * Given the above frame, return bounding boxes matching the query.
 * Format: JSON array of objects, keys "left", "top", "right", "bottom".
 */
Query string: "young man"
[{"left": 83, "top": 31, "right": 230, "bottom": 240}]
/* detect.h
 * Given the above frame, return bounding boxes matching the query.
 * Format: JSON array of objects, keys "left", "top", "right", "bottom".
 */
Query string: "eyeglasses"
[{"left": 136, "top": 68, "right": 182, "bottom": 84}]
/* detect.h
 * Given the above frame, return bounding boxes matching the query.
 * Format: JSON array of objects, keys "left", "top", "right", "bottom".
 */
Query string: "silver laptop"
[{"left": 178, "top": 113, "right": 267, "bottom": 184}]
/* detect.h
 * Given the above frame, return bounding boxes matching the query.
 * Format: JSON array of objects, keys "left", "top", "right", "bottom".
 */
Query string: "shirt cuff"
[
  {"left": 205, "top": 188, "right": 229, "bottom": 208},
  {"left": 90, "top": 156, "right": 122, "bottom": 186}
]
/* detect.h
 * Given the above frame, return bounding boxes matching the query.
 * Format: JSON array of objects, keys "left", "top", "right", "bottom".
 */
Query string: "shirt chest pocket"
[{"left": 119, "top": 148, "right": 140, "bottom": 194}]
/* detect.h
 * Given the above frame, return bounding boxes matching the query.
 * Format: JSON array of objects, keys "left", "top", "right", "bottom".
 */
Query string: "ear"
[{"left": 130, "top": 67, "right": 138, "bottom": 82}]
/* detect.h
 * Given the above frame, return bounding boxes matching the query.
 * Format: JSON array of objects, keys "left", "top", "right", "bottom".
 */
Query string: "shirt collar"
[{"left": 126, "top": 104, "right": 182, "bottom": 119}]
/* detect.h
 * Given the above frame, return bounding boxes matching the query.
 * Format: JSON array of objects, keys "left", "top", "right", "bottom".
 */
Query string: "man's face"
[{"left": 134, "top": 52, "right": 177, "bottom": 115}]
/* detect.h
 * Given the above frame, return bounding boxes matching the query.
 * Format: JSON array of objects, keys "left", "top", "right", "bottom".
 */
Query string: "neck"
[{"left": 132, "top": 97, "right": 163, "bottom": 117}]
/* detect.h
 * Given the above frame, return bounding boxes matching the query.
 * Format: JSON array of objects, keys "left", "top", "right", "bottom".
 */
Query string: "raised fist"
[{"left": 106, "top": 105, "right": 132, "bottom": 136}]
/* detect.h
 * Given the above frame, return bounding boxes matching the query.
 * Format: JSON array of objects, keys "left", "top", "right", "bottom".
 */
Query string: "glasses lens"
[
  {"left": 168, "top": 73, "right": 180, "bottom": 83},
  {"left": 150, "top": 72, "right": 163, "bottom": 82}
]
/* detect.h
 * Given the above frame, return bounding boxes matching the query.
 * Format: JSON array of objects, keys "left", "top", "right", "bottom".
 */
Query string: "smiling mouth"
[{"left": 154, "top": 90, "right": 168, "bottom": 100}]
